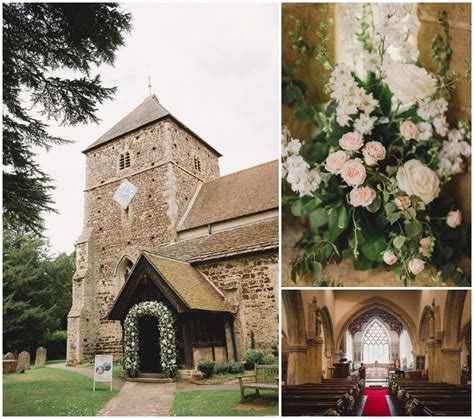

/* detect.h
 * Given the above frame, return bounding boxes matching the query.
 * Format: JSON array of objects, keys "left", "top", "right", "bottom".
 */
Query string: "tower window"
[
  {"left": 119, "top": 152, "right": 131, "bottom": 170},
  {"left": 194, "top": 156, "right": 202, "bottom": 172}
]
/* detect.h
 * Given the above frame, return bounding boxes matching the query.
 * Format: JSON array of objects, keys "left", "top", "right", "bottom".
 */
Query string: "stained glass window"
[{"left": 363, "top": 320, "right": 389, "bottom": 363}]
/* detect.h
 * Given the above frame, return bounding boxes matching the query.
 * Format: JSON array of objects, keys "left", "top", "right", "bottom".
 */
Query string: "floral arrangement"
[
  {"left": 283, "top": 5, "right": 471, "bottom": 286},
  {"left": 123, "top": 301, "right": 178, "bottom": 378}
]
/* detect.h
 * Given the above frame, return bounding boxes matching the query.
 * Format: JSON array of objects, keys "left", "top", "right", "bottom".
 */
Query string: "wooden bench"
[{"left": 238, "top": 364, "right": 278, "bottom": 399}]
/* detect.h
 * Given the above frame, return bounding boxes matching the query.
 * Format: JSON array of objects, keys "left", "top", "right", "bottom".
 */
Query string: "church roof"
[
  {"left": 158, "top": 218, "right": 278, "bottom": 263},
  {"left": 178, "top": 160, "right": 278, "bottom": 231},
  {"left": 83, "top": 95, "right": 221, "bottom": 156}
]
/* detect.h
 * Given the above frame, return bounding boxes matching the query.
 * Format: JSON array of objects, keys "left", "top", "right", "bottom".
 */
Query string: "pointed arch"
[
  {"left": 115, "top": 255, "right": 135, "bottom": 294},
  {"left": 320, "top": 306, "right": 335, "bottom": 359},
  {"left": 443, "top": 290, "right": 468, "bottom": 348},
  {"left": 282, "top": 290, "right": 307, "bottom": 346}
]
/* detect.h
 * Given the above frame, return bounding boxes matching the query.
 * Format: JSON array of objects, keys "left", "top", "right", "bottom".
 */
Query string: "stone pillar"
[
  {"left": 427, "top": 341, "right": 442, "bottom": 382},
  {"left": 441, "top": 347, "right": 462, "bottom": 384},
  {"left": 307, "top": 337, "right": 324, "bottom": 383},
  {"left": 224, "top": 320, "right": 235, "bottom": 361},
  {"left": 287, "top": 345, "right": 308, "bottom": 385}
]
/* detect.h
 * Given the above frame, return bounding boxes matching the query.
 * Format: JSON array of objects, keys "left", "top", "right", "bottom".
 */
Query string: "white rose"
[
  {"left": 339, "top": 132, "right": 364, "bottom": 151},
  {"left": 400, "top": 120, "right": 419, "bottom": 140},
  {"left": 446, "top": 210, "right": 462, "bottom": 228},
  {"left": 341, "top": 159, "right": 367, "bottom": 186},
  {"left": 349, "top": 186, "right": 376, "bottom": 208},
  {"left": 396, "top": 160, "right": 440, "bottom": 204},
  {"left": 325, "top": 150, "right": 350, "bottom": 174},
  {"left": 385, "top": 62, "right": 437, "bottom": 105},
  {"left": 362, "top": 141, "right": 386, "bottom": 166},
  {"left": 383, "top": 251, "right": 398, "bottom": 266},
  {"left": 408, "top": 258, "right": 425, "bottom": 275}
]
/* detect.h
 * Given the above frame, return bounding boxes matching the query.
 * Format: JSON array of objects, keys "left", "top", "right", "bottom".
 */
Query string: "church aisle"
[{"left": 361, "top": 389, "right": 391, "bottom": 416}]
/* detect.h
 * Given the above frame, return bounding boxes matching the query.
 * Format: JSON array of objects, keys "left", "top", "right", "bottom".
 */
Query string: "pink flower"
[
  {"left": 339, "top": 132, "right": 364, "bottom": 151},
  {"left": 325, "top": 150, "right": 350, "bottom": 174},
  {"left": 383, "top": 251, "right": 398, "bottom": 265},
  {"left": 419, "top": 237, "right": 433, "bottom": 257},
  {"left": 446, "top": 210, "right": 462, "bottom": 228},
  {"left": 349, "top": 186, "right": 376, "bottom": 208},
  {"left": 340, "top": 159, "right": 366, "bottom": 186},
  {"left": 400, "top": 120, "right": 419, "bottom": 140},
  {"left": 362, "top": 141, "right": 386, "bottom": 166},
  {"left": 408, "top": 258, "right": 425, "bottom": 275},
  {"left": 394, "top": 196, "right": 411, "bottom": 211}
]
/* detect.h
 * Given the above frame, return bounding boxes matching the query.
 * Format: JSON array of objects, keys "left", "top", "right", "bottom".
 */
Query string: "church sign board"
[{"left": 93, "top": 354, "right": 113, "bottom": 391}]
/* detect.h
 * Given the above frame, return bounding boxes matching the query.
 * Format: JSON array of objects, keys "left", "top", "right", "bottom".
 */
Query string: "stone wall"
[{"left": 197, "top": 250, "right": 279, "bottom": 358}]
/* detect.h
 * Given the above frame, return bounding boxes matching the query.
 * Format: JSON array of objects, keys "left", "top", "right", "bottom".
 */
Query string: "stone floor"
[{"left": 97, "top": 381, "right": 176, "bottom": 416}]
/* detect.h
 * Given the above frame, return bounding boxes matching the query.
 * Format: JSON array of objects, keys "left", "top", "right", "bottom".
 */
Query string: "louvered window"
[
  {"left": 124, "top": 152, "right": 131, "bottom": 168},
  {"left": 119, "top": 154, "right": 125, "bottom": 170}
]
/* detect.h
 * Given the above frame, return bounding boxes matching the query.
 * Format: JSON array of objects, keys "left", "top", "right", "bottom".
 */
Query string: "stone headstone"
[
  {"left": 17, "top": 351, "right": 30, "bottom": 371},
  {"left": 35, "top": 347, "right": 47, "bottom": 368},
  {"left": 3, "top": 360, "right": 17, "bottom": 374},
  {"left": 3, "top": 352, "right": 14, "bottom": 360}
]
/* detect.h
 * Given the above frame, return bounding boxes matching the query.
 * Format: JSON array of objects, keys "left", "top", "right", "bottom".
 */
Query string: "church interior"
[{"left": 282, "top": 290, "right": 471, "bottom": 416}]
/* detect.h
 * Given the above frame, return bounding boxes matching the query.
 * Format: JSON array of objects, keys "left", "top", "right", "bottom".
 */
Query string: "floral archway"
[{"left": 123, "top": 301, "right": 178, "bottom": 378}]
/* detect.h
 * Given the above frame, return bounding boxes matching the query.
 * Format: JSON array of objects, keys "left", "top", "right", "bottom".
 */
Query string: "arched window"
[
  {"left": 363, "top": 320, "right": 389, "bottom": 363},
  {"left": 124, "top": 151, "right": 131, "bottom": 168},
  {"left": 116, "top": 256, "right": 134, "bottom": 294},
  {"left": 119, "top": 152, "right": 131, "bottom": 170},
  {"left": 119, "top": 154, "right": 125, "bottom": 170}
]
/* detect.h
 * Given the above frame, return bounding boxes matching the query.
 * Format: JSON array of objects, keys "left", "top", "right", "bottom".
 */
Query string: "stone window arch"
[
  {"left": 115, "top": 256, "right": 134, "bottom": 294},
  {"left": 362, "top": 319, "right": 390, "bottom": 364}
]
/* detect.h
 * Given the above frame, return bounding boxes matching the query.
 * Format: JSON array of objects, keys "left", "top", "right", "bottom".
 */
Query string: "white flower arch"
[{"left": 123, "top": 301, "right": 178, "bottom": 378}]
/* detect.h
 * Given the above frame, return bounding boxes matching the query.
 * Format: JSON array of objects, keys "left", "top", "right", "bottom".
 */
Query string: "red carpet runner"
[{"left": 362, "top": 388, "right": 391, "bottom": 416}]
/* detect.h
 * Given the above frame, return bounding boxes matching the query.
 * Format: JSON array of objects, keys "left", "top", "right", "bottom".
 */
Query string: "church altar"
[{"left": 366, "top": 366, "right": 388, "bottom": 379}]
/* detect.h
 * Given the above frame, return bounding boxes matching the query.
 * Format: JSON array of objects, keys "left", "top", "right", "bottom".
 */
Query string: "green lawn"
[
  {"left": 172, "top": 389, "right": 278, "bottom": 416},
  {"left": 3, "top": 367, "right": 117, "bottom": 416}
]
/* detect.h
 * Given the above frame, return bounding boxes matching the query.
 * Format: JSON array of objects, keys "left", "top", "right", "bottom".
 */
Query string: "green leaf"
[
  {"left": 361, "top": 237, "right": 388, "bottom": 262},
  {"left": 393, "top": 236, "right": 406, "bottom": 249},
  {"left": 309, "top": 208, "right": 328, "bottom": 230},
  {"left": 338, "top": 206, "right": 349, "bottom": 229},
  {"left": 405, "top": 221, "right": 422, "bottom": 238},
  {"left": 441, "top": 262, "right": 456, "bottom": 279}
]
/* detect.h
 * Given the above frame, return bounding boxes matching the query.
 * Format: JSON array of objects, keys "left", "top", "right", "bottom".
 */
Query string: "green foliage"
[
  {"left": 3, "top": 367, "right": 117, "bottom": 416},
  {"left": 243, "top": 349, "right": 265, "bottom": 370},
  {"left": 3, "top": 3, "right": 132, "bottom": 233},
  {"left": 41, "top": 330, "right": 68, "bottom": 360},
  {"left": 215, "top": 362, "right": 245, "bottom": 375},
  {"left": 197, "top": 360, "right": 216, "bottom": 378},
  {"left": 3, "top": 227, "right": 75, "bottom": 352}
]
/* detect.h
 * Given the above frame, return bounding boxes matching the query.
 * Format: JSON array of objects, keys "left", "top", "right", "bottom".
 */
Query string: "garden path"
[{"left": 97, "top": 381, "right": 176, "bottom": 416}]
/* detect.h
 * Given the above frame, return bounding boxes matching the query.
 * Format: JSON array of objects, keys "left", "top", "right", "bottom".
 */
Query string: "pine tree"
[{"left": 3, "top": 3, "right": 132, "bottom": 233}]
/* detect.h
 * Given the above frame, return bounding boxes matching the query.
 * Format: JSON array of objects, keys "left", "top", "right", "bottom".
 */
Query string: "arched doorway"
[{"left": 138, "top": 315, "right": 162, "bottom": 373}]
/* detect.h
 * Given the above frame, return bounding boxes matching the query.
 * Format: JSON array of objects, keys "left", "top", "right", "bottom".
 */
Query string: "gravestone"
[
  {"left": 17, "top": 351, "right": 30, "bottom": 371},
  {"left": 3, "top": 352, "right": 14, "bottom": 360},
  {"left": 35, "top": 347, "right": 47, "bottom": 368}
]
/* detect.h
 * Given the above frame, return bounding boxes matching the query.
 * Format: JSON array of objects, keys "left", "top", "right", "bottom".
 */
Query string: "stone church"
[{"left": 66, "top": 95, "right": 278, "bottom": 372}]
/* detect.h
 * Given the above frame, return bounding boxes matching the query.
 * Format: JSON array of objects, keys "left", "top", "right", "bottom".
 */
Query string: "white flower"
[
  {"left": 433, "top": 116, "right": 448, "bottom": 137},
  {"left": 417, "top": 122, "right": 433, "bottom": 141},
  {"left": 396, "top": 159, "right": 440, "bottom": 204},
  {"left": 408, "top": 258, "right": 425, "bottom": 275},
  {"left": 341, "top": 159, "right": 367, "bottom": 186},
  {"left": 383, "top": 251, "right": 398, "bottom": 266},
  {"left": 282, "top": 138, "right": 302, "bottom": 157},
  {"left": 339, "top": 132, "right": 364, "bottom": 151},
  {"left": 394, "top": 196, "right": 411, "bottom": 211},
  {"left": 400, "top": 120, "right": 418, "bottom": 140},
  {"left": 349, "top": 186, "right": 377, "bottom": 207},
  {"left": 325, "top": 151, "right": 350, "bottom": 174},
  {"left": 362, "top": 141, "right": 386, "bottom": 166},
  {"left": 385, "top": 62, "right": 437, "bottom": 104},
  {"left": 446, "top": 210, "right": 462, "bottom": 228},
  {"left": 354, "top": 113, "right": 377, "bottom": 135}
]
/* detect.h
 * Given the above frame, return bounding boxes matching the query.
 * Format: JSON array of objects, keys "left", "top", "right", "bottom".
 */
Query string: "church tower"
[{"left": 67, "top": 95, "right": 221, "bottom": 363}]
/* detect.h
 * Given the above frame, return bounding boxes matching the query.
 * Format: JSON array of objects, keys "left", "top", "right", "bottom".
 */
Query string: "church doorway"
[{"left": 138, "top": 315, "right": 162, "bottom": 373}]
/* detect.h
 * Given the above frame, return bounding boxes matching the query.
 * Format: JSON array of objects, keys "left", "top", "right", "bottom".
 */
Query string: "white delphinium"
[
  {"left": 417, "top": 122, "right": 433, "bottom": 141},
  {"left": 329, "top": 64, "right": 379, "bottom": 128},
  {"left": 417, "top": 97, "right": 452, "bottom": 137},
  {"left": 437, "top": 122, "right": 471, "bottom": 179},
  {"left": 353, "top": 113, "right": 377, "bottom": 135}
]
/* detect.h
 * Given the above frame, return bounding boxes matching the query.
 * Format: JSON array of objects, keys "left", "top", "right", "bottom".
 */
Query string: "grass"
[
  {"left": 3, "top": 367, "right": 118, "bottom": 416},
  {"left": 172, "top": 389, "right": 278, "bottom": 416},
  {"left": 194, "top": 373, "right": 241, "bottom": 385}
]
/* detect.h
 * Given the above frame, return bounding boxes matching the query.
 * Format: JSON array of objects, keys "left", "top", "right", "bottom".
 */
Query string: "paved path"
[
  {"left": 97, "top": 381, "right": 176, "bottom": 416},
  {"left": 48, "top": 363, "right": 126, "bottom": 390}
]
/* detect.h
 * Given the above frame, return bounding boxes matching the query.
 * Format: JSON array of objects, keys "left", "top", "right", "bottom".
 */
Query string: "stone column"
[
  {"left": 287, "top": 344, "right": 308, "bottom": 385},
  {"left": 224, "top": 320, "right": 235, "bottom": 361},
  {"left": 427, "top": 341, "right": 442, "bottom": 382},
  {"left": 441, "top": 347, "right": 462, "bottom": 384},
  {"left": 307, "top": 337, "right": 324, "bottom": 383}
]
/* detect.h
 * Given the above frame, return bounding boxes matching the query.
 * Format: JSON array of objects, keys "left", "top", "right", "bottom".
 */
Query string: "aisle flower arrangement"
[
  {"left": 282, "top": 5, "right": 471, "bottom": 285},
  {"left": 123, "top": 301, "right": 178, "bottom": 378}
]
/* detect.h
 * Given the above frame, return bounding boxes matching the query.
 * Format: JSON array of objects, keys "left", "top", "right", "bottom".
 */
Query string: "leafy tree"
[
  {"left": 3, "top": 227, "right": 75, "bottom": 352},
  {"left": 3, "top": 3, "right": 132, "bottom": 233}
]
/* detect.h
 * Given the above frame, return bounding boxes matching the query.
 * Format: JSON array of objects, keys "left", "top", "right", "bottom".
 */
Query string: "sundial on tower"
[{"left": 113, "top": 179, "right": 138, "bottom": 210}]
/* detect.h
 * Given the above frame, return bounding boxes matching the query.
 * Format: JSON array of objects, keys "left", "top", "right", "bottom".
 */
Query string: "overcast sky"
[{"left": 36, "top": 3, "right": 280, "bottom": 254}]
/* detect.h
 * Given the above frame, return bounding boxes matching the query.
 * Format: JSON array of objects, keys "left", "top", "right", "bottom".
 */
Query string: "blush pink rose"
[
  {"left": 408, "top": 258, "right": 425, "bottom": 275},
  {"left": 383, "top": 251, "right": 398, "bottom": 265},
  {"left": 341, "top": 159, "right": 366, "bottom": 186},
  {"left": 394, "top": 196, "right": 411, "bottom": 211},
  {"left": 349, "top": 186, "right": 376, "bottom": 208},
  {"left": 400, "top": 120, "right": 419, "bottom": 140},
  {"left": 339, "top": 132, "right": 364, "bottom": 151},
  {"left": 362, "top": 141, "right": 386, "bottom": 166},
  {"left": 325, "top": 150, "right": 349, "bottom": 174},
  {"left": 446, "top": 210, "right": 462, "bottom": 228}
]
